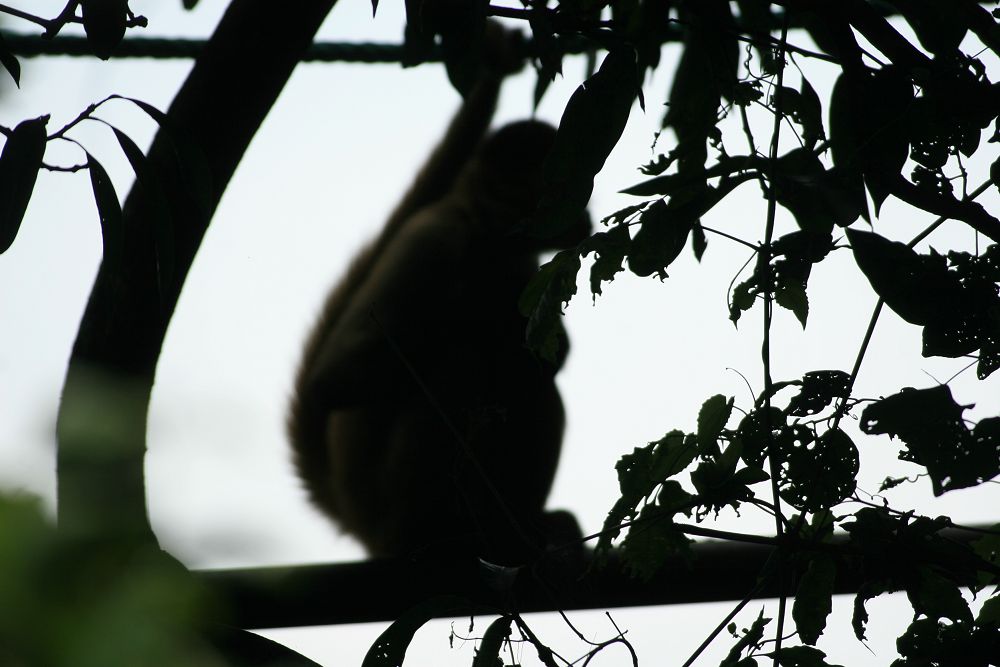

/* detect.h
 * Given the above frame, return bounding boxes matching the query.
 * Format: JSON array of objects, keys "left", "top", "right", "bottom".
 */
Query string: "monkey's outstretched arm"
[{"left": 381, "top": 74, "right": 502, "bottom": 235}]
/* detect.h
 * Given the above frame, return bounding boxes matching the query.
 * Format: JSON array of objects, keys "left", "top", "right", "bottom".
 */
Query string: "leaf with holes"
[
  {"left": 778, "top": 428, "right": 858, "bottom": 512},
  {"left": 860, "top": 386, "right": 1000, "bottom": 495},
  {"left": 787, "top": 370, "right": 851, "bottom": 417}
]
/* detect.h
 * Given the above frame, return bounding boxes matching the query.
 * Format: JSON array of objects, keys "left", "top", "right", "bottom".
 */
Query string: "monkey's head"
[{"left": 472, "top": 120, "right": 592, "bottom": 251}]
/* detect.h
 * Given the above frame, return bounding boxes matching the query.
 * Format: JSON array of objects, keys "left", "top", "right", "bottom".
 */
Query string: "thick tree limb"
[{"left": 56, "top": 0, "right": 339, "bottom": 540}]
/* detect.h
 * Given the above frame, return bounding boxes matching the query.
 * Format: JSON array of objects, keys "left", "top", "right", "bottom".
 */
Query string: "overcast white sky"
[{"left": 1, "top": 1, "right": 998, "bottom": 665}]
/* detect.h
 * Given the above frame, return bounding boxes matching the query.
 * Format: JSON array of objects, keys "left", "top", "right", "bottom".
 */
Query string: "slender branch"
[
  {"left": 701, "top": 224, "right": 760, "bottom": 250},
  {"left": 681, "top": 581, "right": 763, "bottom": 667},
  {"left": 758, "top": 15, "right": 791, "bottom": 664},
  {"left": 0, "top": 3, "right": 50, "bottom": 28}
]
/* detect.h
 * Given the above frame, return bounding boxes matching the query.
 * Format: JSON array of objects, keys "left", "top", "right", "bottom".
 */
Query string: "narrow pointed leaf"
[
  {"left": 85, "top": 152, "right": 123, "bottom": 273},
  {"left": 0, "top": 33, "right": 21, "bottom": 87},
  {"left": 0, "top": 116, "right": 48, "bottom": 254}
]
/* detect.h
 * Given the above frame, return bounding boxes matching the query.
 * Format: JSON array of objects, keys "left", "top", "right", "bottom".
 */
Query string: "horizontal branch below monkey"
[{"left": 196, "top": 526, "right": 991, "bottom": 630}]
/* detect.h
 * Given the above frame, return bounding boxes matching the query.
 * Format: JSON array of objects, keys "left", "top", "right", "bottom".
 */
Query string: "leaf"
[
  {"left": 538, "top": 48, "right": 637, "bottom": 238},
  {"left": 778, "top": 428, "right": 858, "bottom": 513},
  {"left": 860, "top": 386, "right": 1000, "bottom": 495},
  {"left": 664, "top": 0, "right": 738, "bottom": 172},
  {"left": 85, "top": 152, "right": 123, "bottom": 274},
  {"left": 363, "top": 596, "right": 468, "bottom": 667},
  {"left": 80, "top": 0, "right": 129, "bottom": 59},
  {"left": 691, "top": 220, "right": 708, "bottom": 261},
  {"left": 0, "top": 116, "right": 48, "bottom": 255},
  {"left": 0, "top": 33, "right": 21, "bottom": 87},
  {"left": 628, "top": 198, "right": 694, "bottom": 278},
  {"left": 786, "top": 370, "right": 851, "bottom": 417},
  {"left": 648, "top": 431, "right": 699, "bottom": 484},
  {"left": 371, "top": 0, "right": 379, "bottom": 16},
  {"left": 581, "top": 223, "right": 630, "bottom": 297},
  {"left": 773, "top": 149, "right": 861, "bottom": 232},
  {"left": 828, "top": 66, "right": 913, "bottom": 215},
  {"left": 519, "top": 249, "right": 581, "bottom": 362},
  {"left": 769, "top": 645, "right": 844, "bottom": 667},
  {"left": 597, "top": 433, "right": 697, "bottom": 550},
  {"left": 734, "top": 407, "right": 783, "bottom": 470},
  {"left": 472, "top": 616, "right": 511, "bottom": 667},
  {"left": 797, "top": 78, "right": 824, "bottom": 150},
  {"left": 697, "top": 394, "right": 733, "bottom": 457},
  {"left": 793, "top": 554, "right": 836, "bottom": 645},
  {"left": 108, "top": 124, "right": 177, "bottom": 293},
  {"left": 721, "top": 611, "right": 770, "bottom": 667},
  {"left": 622, "top": 506, "right": 693, "bottom": 580},
  {"left": 978, "top": 595, "right": 1000, "bottom": 625},
  {"left": 211, "top": 627, "right": 325, "bottom": 667},
  {"left": 906, "top": 568, "right": 973, "bottom": 623},
  {"left": 776, "top": 281, "right": 808, "bottom": 328},
  {"left": 847, "top": 229, "right": 962, "bottom": 326},
  {"left": 887, "top": 0, "right": 968, "bottom": 55}
]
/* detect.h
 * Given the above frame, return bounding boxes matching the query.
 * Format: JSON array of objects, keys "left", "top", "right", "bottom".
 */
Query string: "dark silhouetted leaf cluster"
[
  {"left": 860, "top": 385, "right": 1000, "bottom": 495},
  {"left": 850, "top": 230, "right": 1000, "bottom": 380}
]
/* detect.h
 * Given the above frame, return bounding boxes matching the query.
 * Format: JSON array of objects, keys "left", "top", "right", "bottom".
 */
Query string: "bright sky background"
[{"left": 1, "top": 1, "right": 998, "bottom": 665}]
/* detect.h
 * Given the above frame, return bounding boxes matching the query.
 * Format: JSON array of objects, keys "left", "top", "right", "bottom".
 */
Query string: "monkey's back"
[{"left": 289, "top": 198, "right": 566, "bottom": 558}]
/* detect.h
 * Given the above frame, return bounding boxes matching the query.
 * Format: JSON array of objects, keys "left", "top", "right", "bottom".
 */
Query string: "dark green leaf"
[
  {"left": 906, "top": 568, "right": 973, "bottom": 623},
  {"left": 538, "top": 48, "right": 637, "bottom": 238},
  {"left": 85, "top": 152, "right": 123, "bottom": 274},
  {"left": 472, "top": 616, "right": 511, "bottom": 667},
  {"left": 364, "top": 596, "right": 469, "bottom": 667},
  {"left": 598, "top": 433, "right": 697, "bottom": 550},
  {"left": 776, "top": 281, "right": 808, "bottom": 327},
  {"left": 971, "top": 523, "right": 1000, "bottom": 583},
  {"left": 797, "top": 78, "right": 824, "bottom": 150},
  {"left": 691, "top": 220, "right": 707, "bottom": 260},
  {"left": 628, "top": 198, "right": 693, "bottom": 278},
  {"left": 860, "top": 386, "right": 1000, "bottom": 495},
  {"left": 734, "top": 407, "right": 783, "bottom": 470},
  {"left": 0, "top": 116, "right": 48, "bottom": 255},
  {"left": 581, "top": 223, "right": 630, "bottom": 297},
  {"left": 371, "top": 0, "right": 379, "bottom": 16},
  {"left": 829, "top": 67, "right": 913, "bottom": 215},
  {"left": 732, "top": 466, "right": 770, "bottom": 486},
  {"left": 729, "top": 277, "right": 757, "bottom": 326},
  {"left": 0, "top": 33, "right": 21, "bottom": 87},
  {"left": 212, "top": 627, "right": 325, "bottom": 667},
  {"left": 886, "top": 0, "right": 968, "bottom": 55},
  {"left": 722, "top": 611, "right": 770, "bottom": 667},
  {"left": 769, "top": 645, "right": 843, "bottom": 667},
  {"left": 978, "top": 595, "right": 1000, "bottom": 625},
  {"left": 649, "top": 430, "right": 699, "bottom": 483},
  {"left": 787, "top": 370, "right": 851, "bottom": 417},
  {"left": 622, "top": 506, "right": 693, "bottom": 580},
  {"left": 80, "top": 0, "right": 128, "bottom": 59},
  {"left": 793, "top": 554, "right": 836, "bottom": 645},
  {"left": 108, "top": 124, "right": 177, "bottom": 293},
  {"left": 847, "top": 229, "right": 962, "bottom": 326},
  {"left": 519, "top": 249, "right": 580, "bottom": 362},
  {"left": 697, "top": 394, "right": 733, "bottom": 457},
  {"left": 663, "top": 0, "right": 738, "bottom": 172},
  {"left": 778, "top": 428, "right": 858, "bottom": 513}
]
